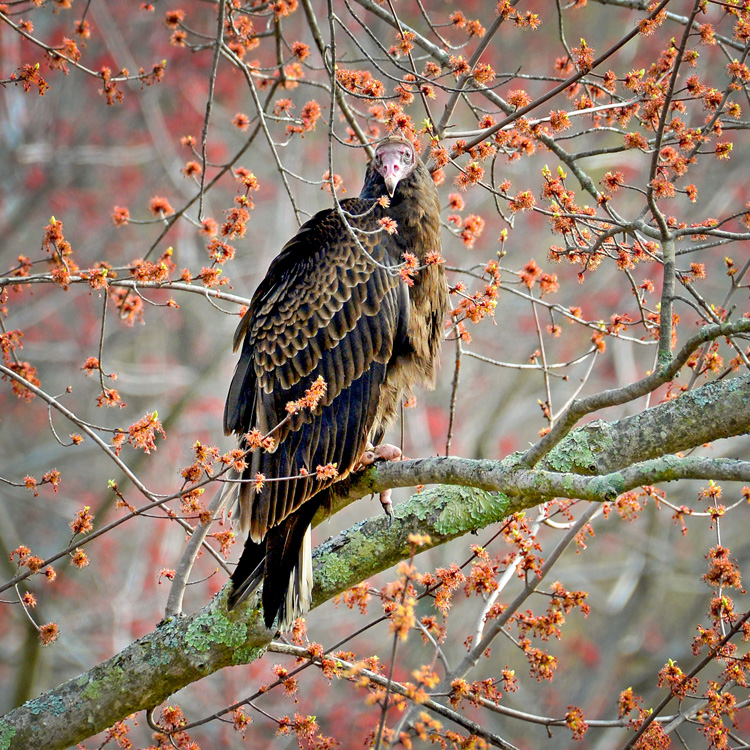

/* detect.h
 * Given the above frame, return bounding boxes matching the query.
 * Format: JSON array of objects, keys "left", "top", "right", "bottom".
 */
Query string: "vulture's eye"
[{"left": 403, "top": 149, "right": 413, "bottom": 163}]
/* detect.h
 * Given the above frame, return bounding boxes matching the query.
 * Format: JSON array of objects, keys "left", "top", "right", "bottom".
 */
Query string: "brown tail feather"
[{"left": 227, "top": 491, "right": 326, "bottom": 630}]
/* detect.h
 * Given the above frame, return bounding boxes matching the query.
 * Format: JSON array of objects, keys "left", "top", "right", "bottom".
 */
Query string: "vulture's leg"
[
  {"left": 377, "top": 488, "right": 394, "bottom": 522},
  {"left": 357, "top": 442, "right": 403, "bottom": 523}
]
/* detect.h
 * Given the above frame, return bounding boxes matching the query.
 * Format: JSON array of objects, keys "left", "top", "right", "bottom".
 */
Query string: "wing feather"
[{"left": 225, "top": 199, "right": 406, "bottom": 541}]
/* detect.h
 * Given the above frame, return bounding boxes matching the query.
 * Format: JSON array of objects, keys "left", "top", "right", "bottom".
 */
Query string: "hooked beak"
[{"left": 384, "top": 174, "right": 399, "bottom": 197}]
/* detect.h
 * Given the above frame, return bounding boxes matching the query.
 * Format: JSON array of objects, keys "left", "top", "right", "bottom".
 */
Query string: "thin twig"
[{"left": 197, "top": 0, "right": 227, "bottom": 220}]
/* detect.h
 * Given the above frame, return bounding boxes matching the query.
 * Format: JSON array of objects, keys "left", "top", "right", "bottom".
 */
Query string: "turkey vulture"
[{"left": 224, "top": 136, "right": 446, "bottom": 629}]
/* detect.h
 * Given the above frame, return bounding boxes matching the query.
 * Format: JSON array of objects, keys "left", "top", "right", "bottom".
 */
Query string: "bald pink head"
[{"left": 373, "top": 139, "right": 416, "bottom": 196}]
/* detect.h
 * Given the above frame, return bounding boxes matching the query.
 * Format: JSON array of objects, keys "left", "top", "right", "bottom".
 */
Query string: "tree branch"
[{"left": 521, "top": 318, "right": 750, "bottom": 467}]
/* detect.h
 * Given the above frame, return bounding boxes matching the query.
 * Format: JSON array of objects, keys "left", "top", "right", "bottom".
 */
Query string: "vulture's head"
[{"left": 370, "top": 137, "right": 418, "bottom": 197}]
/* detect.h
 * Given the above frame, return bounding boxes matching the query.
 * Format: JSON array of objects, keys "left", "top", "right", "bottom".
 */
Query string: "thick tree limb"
[
  {"left": 338, "top": 371, "right": 750, "bottom": 513},
  {"left": 1, "top": 374, "right": 748, "bottom": 750}
]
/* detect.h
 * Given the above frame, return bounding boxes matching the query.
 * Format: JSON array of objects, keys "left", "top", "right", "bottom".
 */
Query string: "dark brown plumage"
[{"left": 224, "top": 137, "right": 446, "bottom": 629}]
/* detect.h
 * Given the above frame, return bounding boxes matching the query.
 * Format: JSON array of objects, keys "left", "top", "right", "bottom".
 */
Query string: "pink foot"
[
  {"left": 358, "top": 442, "right": 402, "bottom": 468},
  {"left": 356, "top": 443, "right": 401, "bottom": 523}
]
